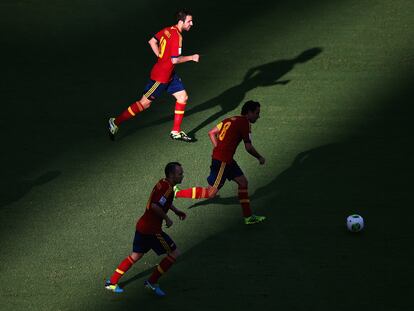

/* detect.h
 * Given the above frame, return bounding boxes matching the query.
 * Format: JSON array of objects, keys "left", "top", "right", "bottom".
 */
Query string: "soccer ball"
[{"left": 346, "top": 214, "right": 364, "bottom": 232}]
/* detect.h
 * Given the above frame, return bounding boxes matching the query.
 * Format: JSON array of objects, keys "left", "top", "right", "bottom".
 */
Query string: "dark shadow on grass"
[
  {"left": 187, "top": 144, "right": 346, "bottom": 210},
  {"left": 121, "top": 48, "right": 322, "bottom": 141},
  {"left": 118, "top": 266, "right": 154, "bottom": 288},
  {"left": 185, "top": 48, "right": 322, "bottom": 139},
  {"left": 0, "top": 170, "right": 61, "bottom": 208}
]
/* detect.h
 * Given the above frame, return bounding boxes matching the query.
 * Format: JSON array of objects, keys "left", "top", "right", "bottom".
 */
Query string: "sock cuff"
[{"left": 115, "top": 268, "right": 125, "bottom": 275}]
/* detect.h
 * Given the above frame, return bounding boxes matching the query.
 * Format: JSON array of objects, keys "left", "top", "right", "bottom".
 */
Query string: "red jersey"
[
  {"left": 150, "top": 26, "right": 182, "bottom": 83},
  {"left": 136, "top": 178, "right": 174, "bottom": 234},
  {"left": 212, "top": 116, "right": 251, "bottom": 162}
]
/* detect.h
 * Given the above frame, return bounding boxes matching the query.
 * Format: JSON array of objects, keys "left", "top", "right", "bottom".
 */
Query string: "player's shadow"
[
  {"left": 186, "top": 143, "right": 365, "bottom": 210},
  {"left": 0, "top": 170, "right": 61, "bottom": 208},
  {"left": 184, "top": 140, "right": 384, "bottom": 209},
  {"left": 123, "top": 47, "right": 322, "bottom": 140},
  {"left": 186, "top": 47, "right": 322, "bottom": 138},
  {"left": 187, "top": 133, "right": 411, "bottom": 217}
]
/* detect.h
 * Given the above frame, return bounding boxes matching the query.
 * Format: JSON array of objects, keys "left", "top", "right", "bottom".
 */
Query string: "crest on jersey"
[{"left": 159, "top": 196, "right": 167, "bottom": 206}]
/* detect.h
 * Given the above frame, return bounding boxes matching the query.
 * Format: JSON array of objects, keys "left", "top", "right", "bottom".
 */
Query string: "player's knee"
[
  {"left": 178, "top": 94, "right": 188, "bottom": 103},
  {"left": 130, "top": 252, "right": 142, "bottom": 262},
  {"left": 142, "top": 101, "right": 151, "bottom": 109}
]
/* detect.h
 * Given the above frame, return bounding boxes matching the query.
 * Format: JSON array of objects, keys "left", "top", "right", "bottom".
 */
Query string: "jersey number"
[
  {"left": 219, "top": 122, "right": 232, "bottom": 141},
  {"left": 159, "top": 37, "right": 167, "bottom": 58}
]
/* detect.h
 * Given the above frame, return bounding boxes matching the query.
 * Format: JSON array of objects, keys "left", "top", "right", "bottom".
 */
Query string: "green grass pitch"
[{"left": 1, "top": 0, "right": 413, "bottom": 310}]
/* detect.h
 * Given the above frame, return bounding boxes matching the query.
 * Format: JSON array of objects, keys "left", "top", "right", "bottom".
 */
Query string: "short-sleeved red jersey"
[
  {"left": 212, "top": 116, "right": 251, "bottom": 163},
  {"left": 136, "top": 178, "right": 174, "bottom": 234},
  {"left": 150, "top": 26, "right": 182, "bottom": 83}
]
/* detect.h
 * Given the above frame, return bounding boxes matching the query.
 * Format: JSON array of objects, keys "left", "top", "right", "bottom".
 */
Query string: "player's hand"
[
  {"left": 175, "top": 210, "right": 187, "bottom": 220},
  {"left": 192, "top": 54, "right": 200, "bottom": 62},
  {"left": 258, "top": 156, "right": 266, "bottom": 165},
  {"left": 165, "top": 218, "right": 173, "bottom": 228}
]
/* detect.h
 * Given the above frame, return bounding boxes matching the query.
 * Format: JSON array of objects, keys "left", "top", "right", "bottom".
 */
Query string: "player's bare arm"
[
  {"left": 171, "top": 54, "right": 200, "bottom": 64},
  {"left": 170, "top": 205, "right": 187, "bottom": 220},
  {"left": 148, "top": 37, "right": 160, "bottom": 57},
  {"left": 150, "top": 203, "right": 173, "bottom": 227},
  {"left": 208, "top": 126, "right": 220, "bottom": 147},
  {"left": 244, "top": 142, "right": 265, "bottom": 165}
]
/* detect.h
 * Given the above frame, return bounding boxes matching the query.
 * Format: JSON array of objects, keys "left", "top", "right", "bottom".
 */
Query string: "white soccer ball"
[{"left": 346, "top": 214, "right": 364, "bottom": 232}]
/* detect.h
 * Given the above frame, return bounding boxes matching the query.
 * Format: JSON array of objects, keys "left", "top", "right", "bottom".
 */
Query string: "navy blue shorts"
[
  {"left": 207, "top": 158, "right": 244, "bottom": 189},
  {"left": 132, "top": 231, "right": 177, "bottom": 255},
  {"left": 142, "top": 73, "right": 185, "bottom": 101}
]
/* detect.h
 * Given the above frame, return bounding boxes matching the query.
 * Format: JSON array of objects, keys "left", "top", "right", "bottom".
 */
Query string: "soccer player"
[
  {"left": 105, "top": 162, "right": 187, "bottom": 296},
  {"left": 108, "top": 10, "right": 199, "bottom": 142},
  {"left": 175, "top": 100, "right": 266, "bottom": 225}
]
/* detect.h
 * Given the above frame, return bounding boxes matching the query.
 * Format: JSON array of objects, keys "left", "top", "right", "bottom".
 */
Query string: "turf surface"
[{"left": 1, "top": 0, "right": 413, "bottom": 310}]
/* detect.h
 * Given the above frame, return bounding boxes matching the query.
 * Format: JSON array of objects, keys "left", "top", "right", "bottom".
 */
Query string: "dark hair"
[
  {"left": 165, "top": 162, "right": 182, "bottom": 177},
  {"left": 176, "top": 9, "right": 192, "bottom": 23},
  {"left": 241, "top": 100, "right": 260, "bottom": 115}
]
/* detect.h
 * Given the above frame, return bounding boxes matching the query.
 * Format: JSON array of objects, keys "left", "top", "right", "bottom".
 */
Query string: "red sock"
[
  {"left": 176, "top": 187, "right": 210, "bottom": 199},
  {"left": 110, "top": 255, "right": 137, "bottom": 284},
  {"left": 115, "top": 101, "right": 145, "bottom": 126},
  {"left": 238, "top": 187, "right": 252, "bottom": 217},
  {"left": 148, "top": 254, "right": 176, "bottom": 284},
  {"left": 172, "top": 102, "right": 186, "bottom": 132}
]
